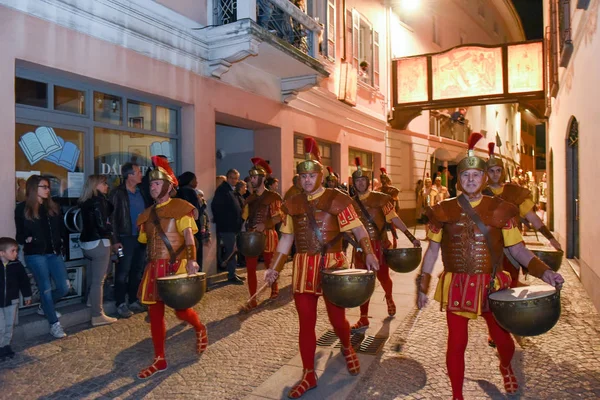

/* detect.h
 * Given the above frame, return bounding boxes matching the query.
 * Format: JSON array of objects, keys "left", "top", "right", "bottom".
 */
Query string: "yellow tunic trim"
[{"left": 138, "top": 199, "right": 198, "bottom": 244}]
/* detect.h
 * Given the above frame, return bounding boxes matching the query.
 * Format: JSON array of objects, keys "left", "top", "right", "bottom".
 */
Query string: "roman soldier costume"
[
  {"left": 483, "top": 142, "right": 559, "bottom": 287},
  {"left": 266, "top": 138, "right": 372, "bottom": 398},
  {"left": 350, "top": 159, "right": 418, "bottom": 331},
  {"left": 136, "top": 156, "right": 208, "bottom": 379},
  {"left": 243, "top": 157, "right": 283, "bottom": 307},
  {"left": 417, "top": 133, "right": 556, "bottom": 399},
  {"left": 378, "top": 167, "right": 401, "bottom": 248}
]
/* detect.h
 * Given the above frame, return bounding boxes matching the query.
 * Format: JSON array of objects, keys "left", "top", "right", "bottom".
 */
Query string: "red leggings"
[
  {"left": 148, "top": 302, "right": 204, "bottom": 359},
  {"left": 355, "top": 248, "right": 393, "bottom": 318},
  {"left": 294, "top": 293, "right": 351, "bottom": 370},
  {"left": 446, "top": 311, "right": 515, "bottom": 400},
  {"left": 246, "top": 252, "right": 277, "bottom": 297}
]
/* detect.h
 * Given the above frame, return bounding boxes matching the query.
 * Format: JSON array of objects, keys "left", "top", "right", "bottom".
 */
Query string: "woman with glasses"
[
  {"left": 79, "top": 175, "right": 117, "bottom": 327},
  {"left": 15, "top": 175, "right": 69, "bottom": 339}
]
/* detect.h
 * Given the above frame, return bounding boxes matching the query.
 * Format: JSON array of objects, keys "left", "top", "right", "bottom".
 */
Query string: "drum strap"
[
  {"left": 150, "top": 206, "right": 185, "bottom": 267},
  {"left": 302, "top": 194, "right": 343, "bottom": 267},
  {"left": 354, "top": 195, "right": 386, "bottom": 239},
  {"left": 457, "top": 195, "right": 503, "bottom": 293}
]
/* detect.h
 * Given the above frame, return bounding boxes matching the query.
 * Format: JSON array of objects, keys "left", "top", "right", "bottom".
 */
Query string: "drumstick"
[{"left": 238, "top": 282, "right": 270, "bottom": 312}]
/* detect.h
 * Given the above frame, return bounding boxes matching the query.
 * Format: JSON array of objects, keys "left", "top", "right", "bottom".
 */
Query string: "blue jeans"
[{"left": 25, "top": 254, "right": 69, "bottom": 325}]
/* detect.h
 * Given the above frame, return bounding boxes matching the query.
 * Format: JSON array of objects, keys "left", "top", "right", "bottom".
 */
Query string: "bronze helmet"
[
  {"left": 486, "top": 142, "right": 506, "bottom": 183},
  {"left": 297, "top": 137, "right": 324, "bottom": 189},
  {"left": 456, "top": 132, "right": 487, "bottom": 192}
]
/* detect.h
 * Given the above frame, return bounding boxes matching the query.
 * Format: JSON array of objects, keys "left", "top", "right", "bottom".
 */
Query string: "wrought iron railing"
[
  {"left": 213, "top": 0, "right": 320, "bottom": 57},
  {"left": 214, "top": 0, "right": 237, "bottom": 25}
]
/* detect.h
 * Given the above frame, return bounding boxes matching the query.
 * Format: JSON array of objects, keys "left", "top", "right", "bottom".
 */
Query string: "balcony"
[
  {"left": 429, "top": 111, "right": 472, "bottom": 144},
  {"left": 206, "top": 0, "right": 329, "bottom": 101}
]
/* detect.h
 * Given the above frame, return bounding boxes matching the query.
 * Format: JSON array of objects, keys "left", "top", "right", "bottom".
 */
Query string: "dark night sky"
[{"left": 511, "top": 0, "right": 544, "bottom": 40}]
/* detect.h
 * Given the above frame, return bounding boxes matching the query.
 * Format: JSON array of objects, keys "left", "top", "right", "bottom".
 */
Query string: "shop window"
[
  {"left": 156, "top": 106, "right": 177, "bottom": 134},
  {"left": 16, "top": 77, "right": 48, "bottom": 108},
  {"left": 54, "top": 86, "right": 86, "bottom": 115},
  {"left": 94, "top": 127, "right": 176, "bottom": 188},
  {"left": 94, "top": 92, "right": 122, "bottom": 125},
  {"left": 127, "top": 100, "right": 152, "bottom": 130},
  {"left": 15, "top": 123, "right": 85, "bottom": 200}
]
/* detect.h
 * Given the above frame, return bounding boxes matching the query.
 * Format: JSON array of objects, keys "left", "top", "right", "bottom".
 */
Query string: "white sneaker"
[
  {"left": 37, "top": 305, "right": 62, "bottom": 318},
  {"left": 50, "top": 322, "right": 67, "bottom": 338}
]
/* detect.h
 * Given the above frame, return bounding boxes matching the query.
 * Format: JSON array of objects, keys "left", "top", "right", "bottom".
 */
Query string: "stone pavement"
[{"left": 1, "top": 230, "right": 600, "bottom": 399}]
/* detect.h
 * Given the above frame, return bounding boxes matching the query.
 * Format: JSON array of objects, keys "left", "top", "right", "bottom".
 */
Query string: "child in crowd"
[{"left": 0, "top": 237, "right": 32, "bottom": 361}]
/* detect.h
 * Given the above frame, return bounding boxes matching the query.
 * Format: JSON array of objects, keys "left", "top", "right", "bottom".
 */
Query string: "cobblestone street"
[
  {"left": 2, "top": 236, "right": 600, "bottom": 399},
  {"left": 349, "top": 249, "right": 600, "bottom": 400}
]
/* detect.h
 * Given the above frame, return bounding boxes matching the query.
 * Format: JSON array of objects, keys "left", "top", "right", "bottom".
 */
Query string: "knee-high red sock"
[
  {"left": 503, "top": 258, "right": 520, "bottom": 288},
  {"left": 294, "top": 293, "right": 318, "bottom": 370},
  {"left": 246, "top": 256, "right": 258, "bottom": 297},
  {"left": 446, "top": 311, "right": 469, "bottom": 400},
  {"left": 482, "top": 312, "right": 515, "bottom": 366},
  {"left": 377, "top": 262, "right": 393, "bottom": 297},
  {"left": 175, "top": 308, "right": 204, "bottom": 331},
  {"left": 148, "top": 302, "right": 166, "bottom": 361},
  {"left": 325, "top": 299, "right": 351, "bottom": 349}
]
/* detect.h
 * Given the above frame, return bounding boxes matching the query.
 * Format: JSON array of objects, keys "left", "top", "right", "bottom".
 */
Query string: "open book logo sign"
[{"left": 19, "top": 127, "right": 81, "bottom": 172}]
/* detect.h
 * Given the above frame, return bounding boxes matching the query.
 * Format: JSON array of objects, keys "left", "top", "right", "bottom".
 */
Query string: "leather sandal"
[
  {"left": 270, "top": 285, "right": 279, "bottom": 300},
  {"left": 341, "top": 346, "right": 360, "bottom": 375},
  {"left": 385, "top": 296, "right": 396, "bottom": 317},
  {"left": 488, "top": 335, "right": 496, "bottom": 348},
  {"left": 499, "top": 364, "right": 519, "bottom": 394},
  {"left": 287, "top": 369, "right": 317, "bottom": 398},
  {"left": 137, "top": 356, "right": 167, "bottom": 379},
  {"left": 350, "top": 316, "right": 369, "bottom": 332},
  {"left": 196, "top": 326, "right": 208, "bottom": 354}
]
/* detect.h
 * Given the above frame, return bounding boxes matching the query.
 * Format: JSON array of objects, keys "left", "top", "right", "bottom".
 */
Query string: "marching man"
[
  {"left": 242, "top": 157, "right": 283, "bottom": 309},
  {"left": 350, "top": 158, "right": 420, "bottom": 331},
  {"left": 264, "top": 138, "right": 379, "bottom": 398},
  {"left": 136, "top": 156, "right": 208, "bottom": 379},
  {"left": 416, "top": 133, "right": 563, "bottom": 399}
]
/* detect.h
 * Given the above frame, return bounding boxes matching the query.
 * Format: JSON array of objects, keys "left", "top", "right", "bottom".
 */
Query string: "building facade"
[{"left": 543, "top": 0, "right": 600, "bottom": 312}]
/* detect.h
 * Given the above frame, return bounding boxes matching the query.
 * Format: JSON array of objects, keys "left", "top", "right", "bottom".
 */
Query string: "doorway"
[{"left": 565, "top": 117, "right": 579, "bottom": 259}]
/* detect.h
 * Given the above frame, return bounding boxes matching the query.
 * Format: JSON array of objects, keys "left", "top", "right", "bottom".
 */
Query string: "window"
[
  {"left": 54, "top": 86, "right": 86, "bottom": 115},
  {"left": 315, "top": 0, "right": 336, "bottom": 60},
  {"left": 348, "top": 148, "right": 373, "bottom": 179},
  {"left": 94, "top": 128, "right": 176, "bottom": 188},
  {"left": 432, "top": 16, "right": 440, "bottom": 46},
  {"left": 348, "top": 10, "right": 379, "bottom": 88},
  {"left": 94, "top": 92, "right": 122, "bottom": 126},
  {"left": 326, "top": 0, "right": 336, "bottom": 59},
  {"left": 156, "top": 106, "right": 177, "bottom": 134},
  {"left": 293, "top": 135, "right": 332, "bottom": 171},
  {"left": 16, "top": 78, "right": 47, "bottom": 108},
  {"left": 127, "top": 99, "right": 152, "bottom": 130},
  {"left": 15, "top": 123, "right": 85, "bottom": 199}
]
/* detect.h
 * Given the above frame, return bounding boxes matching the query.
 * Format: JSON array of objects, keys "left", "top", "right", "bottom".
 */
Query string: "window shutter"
[
  {"left": 352, "top": 10, "right": 360, "bottom": 70},
  {"left": 327, "top": 0, "right": 336, "bottom": 59},
  {"left": 345, "top": 9, "right": 353, "bottom": 63},
  {"left": 373, "top": 30, "right": 380, "bottom": 88}
]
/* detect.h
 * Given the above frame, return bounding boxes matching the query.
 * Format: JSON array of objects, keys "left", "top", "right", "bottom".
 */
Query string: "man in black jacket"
[
  {"left": 109, "top": 163, "right": 152, "bottom": 318},
  {"left": 211, "top": 169, "right": 244, "bottom": 284}
]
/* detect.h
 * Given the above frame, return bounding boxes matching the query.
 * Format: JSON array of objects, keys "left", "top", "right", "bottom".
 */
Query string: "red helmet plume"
[
  {"left": 250, "top": 157, "right": 272, "bottom": 176},
  {"left": 303, "top": 137, "right": 320, "bottom": 162},
  {"left": 488, "top": 142, "right": 495, "bottom": 157},
  {"left": 150, "top": 155, "right": 178, "bottom": 186},
  {"left": 467, "top": 132, "right": 483, "bottom": 151}
]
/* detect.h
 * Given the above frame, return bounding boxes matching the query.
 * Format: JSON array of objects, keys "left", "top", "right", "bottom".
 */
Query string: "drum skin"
[
  {"left": 489, "top": 285, "right": 561, "bottom": 336},
  {"left": 384, "top": 247, "right": 422, "bottom": 273},
  {"left": 321, "top": 269, "right": 375, "bottom": 308},
  {"left": 239, "top": 232, "right": 266, "bottom": 257},
  {"left": 157, "top": 273, "right": 207, "bottom": 310},
  {"left": 530, "top": 249, "right": 563, "bottom": 272}
]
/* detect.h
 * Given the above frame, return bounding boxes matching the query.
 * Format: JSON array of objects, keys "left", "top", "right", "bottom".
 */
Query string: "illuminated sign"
[
  {"left": 432, "top": 46, "right": 503, "bottom": 100},
  {"left": 508, "top": 42, "right": 544, "bottom": 93},
  {"left": 396, "top": 57, "right": 428, "bottom": 103}
]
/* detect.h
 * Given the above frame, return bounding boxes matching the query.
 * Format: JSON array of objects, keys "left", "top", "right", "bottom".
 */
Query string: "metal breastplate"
[
  {"left": 248, "top": 197, "right": 271, "bottom": 227},
  {"left": 145, "top": 217, "right": 185, "bottom": 261},
  {"left": 292, "top": 210, "right": 342, "bottom": 255},
  {"left": 440, "top": 211, "right": 504, "bottom": 275}
]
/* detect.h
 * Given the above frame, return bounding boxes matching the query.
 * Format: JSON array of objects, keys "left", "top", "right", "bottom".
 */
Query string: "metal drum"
[
  {"left": 156, "top": 273, "right": 207, "bottom": 310},
  {"left": 489, "top": 285, "right": 560, "bottom": 336},
  {"left": 239, "top": 231, "right": 266, "bottom": 257},
  {"left": 384, "top": 247, "right": 422, "bottom": 273},
  {"left": 321, "top": 269, "right": 375, "bottom": 308},
  {"left": 530, "top": 248, "right": 564, "bottom": 272}
]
